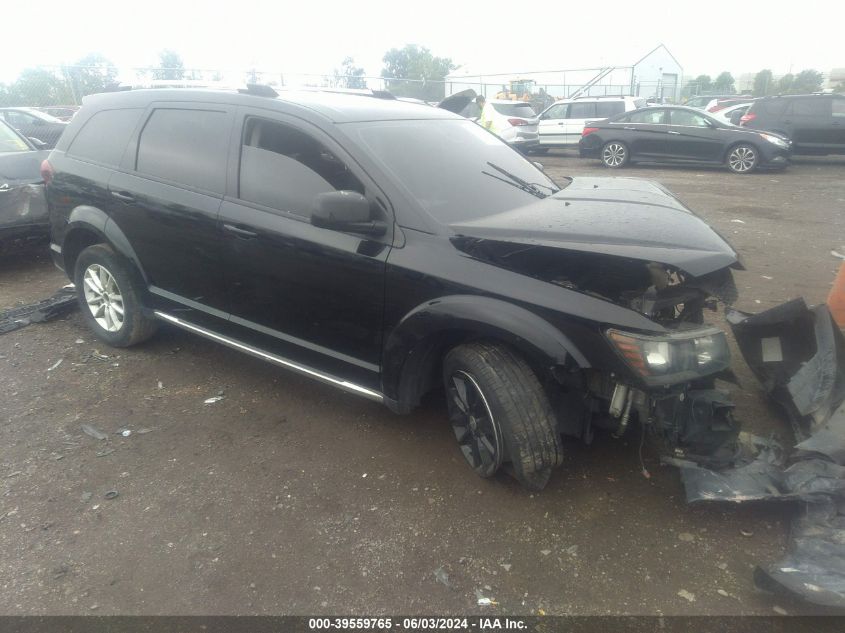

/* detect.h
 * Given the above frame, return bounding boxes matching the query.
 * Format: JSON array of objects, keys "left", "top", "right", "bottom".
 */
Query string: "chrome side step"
[{"left": 153, "top": 311, "right": 384, "bottom": 403}]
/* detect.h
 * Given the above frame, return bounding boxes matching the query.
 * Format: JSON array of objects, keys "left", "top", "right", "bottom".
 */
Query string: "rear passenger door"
[
  {"left": 563, "top": 102, "right": 596, "bottom": 145},
  {"left": 618, "top": 108, "right": 669, "bottom": 158},
  {"left": 109, "top": 103, "right": 235, "bottom": 318},
  {"left": 217, "top": 108, "right": 392, "bottom": 391}
]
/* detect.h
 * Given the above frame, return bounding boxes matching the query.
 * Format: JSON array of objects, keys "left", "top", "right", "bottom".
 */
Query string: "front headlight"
[
  {"left": 607, "top": 327, "right": 730, "bottom": 385},
  {"left": 759, "top": 133, "right": 789, "bottom": 148}
]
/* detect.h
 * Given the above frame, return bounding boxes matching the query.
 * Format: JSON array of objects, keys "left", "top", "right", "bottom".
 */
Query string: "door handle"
[
  {"left": 111, "top": 191, "right": 136, "bottom": 203},
  {"left": 623, "top": 126, "right": 637, "bottom": 131},
  {"left": 667, "top": 130, "right": 681, "bottom": 135},
  {"left": 222, "top": 223, "right": 258, "bottom": 238},
  {"left": 557, "top": 122, "right": 565, "bottom": 126}
]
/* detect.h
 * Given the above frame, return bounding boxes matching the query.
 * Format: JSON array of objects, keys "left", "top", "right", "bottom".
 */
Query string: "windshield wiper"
[{"left": 483, "top": 162, "right": 557, "bottom": 199}]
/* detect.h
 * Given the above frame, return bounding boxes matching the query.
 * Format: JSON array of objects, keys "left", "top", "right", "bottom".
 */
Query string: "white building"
[{"left": 444, "top": 44, "right": 683, "bottom": 102}]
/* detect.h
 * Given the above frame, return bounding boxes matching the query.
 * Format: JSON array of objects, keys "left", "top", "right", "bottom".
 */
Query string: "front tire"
[
  {"left": 74, "top": 244, "right": 158, "bottom": 347},
  {"left": 601, "top": 141, "right": 629, "bottom": 168},
  {"left": 443, "top": 342, "right": 563, "bottom": 490},
  {"left": 726, "top": 143, "right": 759, "bottom": 174}
]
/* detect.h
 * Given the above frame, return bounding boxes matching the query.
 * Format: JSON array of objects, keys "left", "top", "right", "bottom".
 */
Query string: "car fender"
[
  {"left": 63, "top": 205, "right": 146, "bottom": 283},
  {"left": 382, "top": 294, "right": 589, "bottom": 413}
]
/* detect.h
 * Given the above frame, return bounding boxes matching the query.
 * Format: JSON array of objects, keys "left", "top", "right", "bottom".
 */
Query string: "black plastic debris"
[
  {"left": 727, "top": 299, "right": 845, "bottom": 440},
  {"left": 673, "top": 300, "right": 845, "bottom": 609},
  {"left": 0, "top": 285, "right": 77, "bottom": 335}
]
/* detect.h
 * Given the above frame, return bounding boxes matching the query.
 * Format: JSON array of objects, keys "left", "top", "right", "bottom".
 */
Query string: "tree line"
[
  {"left": 0, "top": 45, "right": 457, "bottom": 107},
  {"left": 682, "top": 68, "right": 835, "bottom": 98}
]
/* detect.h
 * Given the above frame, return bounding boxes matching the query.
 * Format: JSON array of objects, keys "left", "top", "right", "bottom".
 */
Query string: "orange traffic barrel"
[{"left": 830, "top": 260, "right": 845, "bottom": 328}]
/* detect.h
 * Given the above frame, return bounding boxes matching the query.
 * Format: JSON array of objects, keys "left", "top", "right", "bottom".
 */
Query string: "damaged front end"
[{"left": 450, "top": 177, "right": 745, "bottom": 462}]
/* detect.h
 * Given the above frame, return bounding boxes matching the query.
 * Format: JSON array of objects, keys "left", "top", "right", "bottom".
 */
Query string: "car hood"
[
  {"left": 0, "top": 149, "right": 49, "bottom": 184},
  {"left": 449, "top": 177, "right": 741, "bottom": 277}
]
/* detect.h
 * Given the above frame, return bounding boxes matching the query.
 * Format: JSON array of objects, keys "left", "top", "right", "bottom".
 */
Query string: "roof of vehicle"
[
  {"left": 78, "top": 87, "right": 462, "bottom": 124},
  {"left": 755, "top": 92, "right": 843, "bottom": 99}
]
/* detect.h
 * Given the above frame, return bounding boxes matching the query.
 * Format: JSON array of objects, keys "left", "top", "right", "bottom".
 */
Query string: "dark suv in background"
[
  {"left": 740, "top": 93, "right": 845, "bottom": 154},
  {"left": 45, "top": 87, "right": 744, "bottom": 489}
]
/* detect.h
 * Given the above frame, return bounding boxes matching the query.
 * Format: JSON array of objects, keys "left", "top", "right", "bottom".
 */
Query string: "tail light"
[
  {"left": 582, "top": 127, "right": 599, "bottom": 137},
  {"left": 40, "top": 159, "right": 54, "bottom": 185},
  {"left": 739, "top": 112, "right": 756, "bottom": 126},
  {"left": 507, "top": 118, "right": 528, "bottom": 126}
]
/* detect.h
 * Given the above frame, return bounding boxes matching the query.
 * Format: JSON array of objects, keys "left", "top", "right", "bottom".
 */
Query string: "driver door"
[
  {"left": 538, "top": 104, "right": 569, "bottom": 146},
  {"left": 217, "top": 108, "right": 392, "bottom": 390}
]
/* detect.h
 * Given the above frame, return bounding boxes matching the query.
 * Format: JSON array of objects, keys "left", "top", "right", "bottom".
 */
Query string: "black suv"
[
  {"left": 740, "top": 93, "right": 845, "bottom": 155},
  {"left": 45, "top": 87, "right": 743, "bottom": 489}
]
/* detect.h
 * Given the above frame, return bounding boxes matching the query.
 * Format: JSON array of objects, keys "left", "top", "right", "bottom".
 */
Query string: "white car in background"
[
  {"left": 536, "top": 96, "right": 646, "bottom": 151},
  {"left": 710, "top": 101, "right": 754, "bottom": 126},
  {"left": 479, "top": 100, "right": 539, "bottom": 150}
]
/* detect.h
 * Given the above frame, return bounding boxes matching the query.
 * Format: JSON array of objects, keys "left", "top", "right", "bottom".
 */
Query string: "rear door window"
[
  {"left": 238, "top": 117, "right": 364, "bottom": 218},
  {"left": 833, "top": 98, "right": 845, "bottom": 118},
  {"left": 567, "top": 102, "right": 597, "bottom": 119},
  {"left": 136, "top": 108, "right": 230, "bottom": 194},
  {"left": 627, "top": 109, "right": 667, "bottom": 124},
  {"left": 67, "top": 109, "right": 143, "bottom": 166},
  {"left": 670, "top": 110, "right": 711, "bottom": 127},
  {"left": 596, "top": 102, "right": 625, "bottom": 118}
]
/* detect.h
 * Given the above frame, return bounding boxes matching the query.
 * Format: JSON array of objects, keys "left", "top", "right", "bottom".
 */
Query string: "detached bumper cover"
[{"left": 668, "top": 299, "right": 845, "bottom": 609}]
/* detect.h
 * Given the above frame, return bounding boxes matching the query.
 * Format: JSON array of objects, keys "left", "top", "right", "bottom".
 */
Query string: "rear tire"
[
  {"left": 443, "top": 342, "right": 563, "bottom": 490},
  {"left": 74, "top": 244, "right": 158, "bottom": 347},
  {"left": 726, "top": 143, "right": 759, "bottom": 174},
  {"left": 601, "top": 141, "right": 629, "bottom": 168}
]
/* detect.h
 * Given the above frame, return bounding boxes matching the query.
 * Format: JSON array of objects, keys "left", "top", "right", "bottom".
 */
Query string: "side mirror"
[
  {"left": 533, "top": 161, "right": 545, "bottom": 171},
  {"left": 311, "top": 191, "right": 386, "bottom": 236}
]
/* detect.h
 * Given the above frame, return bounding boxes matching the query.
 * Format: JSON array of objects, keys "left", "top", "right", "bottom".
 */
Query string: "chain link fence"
[{"left": 1, "top": 65, "right": 681, "bottom": 113}]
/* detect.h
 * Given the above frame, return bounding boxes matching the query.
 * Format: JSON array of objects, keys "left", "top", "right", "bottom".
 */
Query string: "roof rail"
[{"left": 572, "top": 94, "right": 635, "bottom": 100}]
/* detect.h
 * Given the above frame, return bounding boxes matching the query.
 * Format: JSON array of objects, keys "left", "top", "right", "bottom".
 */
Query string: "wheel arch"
[
  {"left": 62, "top": 206, "right": 146, "bottom": 283},
  {"left": 382, "top": 295, "right": 589, "bottom": 414},
  {"left": 724, "top": 139, "right": 760, "bottom": 162}
]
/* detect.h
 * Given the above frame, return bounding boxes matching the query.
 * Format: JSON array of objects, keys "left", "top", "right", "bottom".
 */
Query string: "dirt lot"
[{"left": 1, "top": 152, "right": 844, "bottom": 616}]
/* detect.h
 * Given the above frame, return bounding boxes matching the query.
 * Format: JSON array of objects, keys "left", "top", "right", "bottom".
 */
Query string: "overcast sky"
[{"left": 3, "top": 0, "right": 843, "bottom": 83}]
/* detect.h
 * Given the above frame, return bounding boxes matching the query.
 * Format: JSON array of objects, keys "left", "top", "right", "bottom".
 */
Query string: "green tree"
[
  {"left": 334, "top": 57, "right": 367, "bottom": 89},
  {"left": 65, "top": 53, "right": 118, "bottom": 102},
  {"left": 753, "top": 69, "right": 774, "bottom": 96},
  {"left": 0, "top": 68, "right": 72, "bottom": 106},
  {"left": 791, "top": 69, "right": 823, "bottom": 93},
  {"left": 778, "top": 73, "right": 795, "bottom": 94},
  {"left": 682, "top": 74, "right": 712, "bottom": 98},
  {"left": 714, "top": 71, "right": 735, "bottom": 93},
  {"left": 152, "top": 49, "right": 185, "bottom": 80},
  {"left": 381, "top": 44, "right": 456, "bottom": 101}
]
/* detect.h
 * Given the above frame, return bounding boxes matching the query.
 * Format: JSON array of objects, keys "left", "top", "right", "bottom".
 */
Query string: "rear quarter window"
[
  {"left": 67, "top": 108, "right": 143, "bottom": 166},
  {"left": 136, "top": 108, "right": 230, "bottom": 194}
]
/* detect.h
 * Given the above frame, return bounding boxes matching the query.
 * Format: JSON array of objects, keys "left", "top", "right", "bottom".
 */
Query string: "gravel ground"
[{"left": 1, "top": 152, "right": 844, "bottom": 616}]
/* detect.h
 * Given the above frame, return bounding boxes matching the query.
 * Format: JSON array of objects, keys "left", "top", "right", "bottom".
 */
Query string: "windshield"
[
  {"left": 0, "top": 122, "right": 30, "bottom": 153},
  {"left": 348, "top": 119, "right": 562, "bottom": 224}
]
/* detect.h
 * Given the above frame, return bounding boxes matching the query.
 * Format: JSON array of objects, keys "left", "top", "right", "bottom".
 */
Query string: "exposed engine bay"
[{"left": 452, "top": 237, "right": 739, "bottom": 328}]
